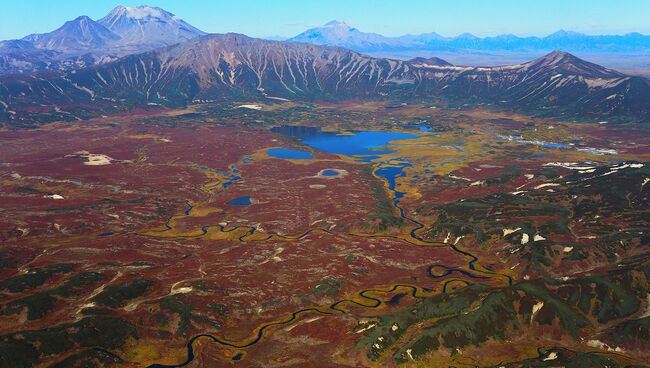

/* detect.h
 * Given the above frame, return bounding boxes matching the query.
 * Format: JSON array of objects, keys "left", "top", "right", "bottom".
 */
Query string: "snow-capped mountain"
[
  {"left": 288, "top": 21, "right": 404, "bottom": 50},
  {"left": 98, "top": 5, "right": 205, "bottom": 51},
  {"left": 289, "top": 21, "right": 650, "bottom": 54},
  {"left": 0, "top": 5, "right": 206, "bottom": 75}
]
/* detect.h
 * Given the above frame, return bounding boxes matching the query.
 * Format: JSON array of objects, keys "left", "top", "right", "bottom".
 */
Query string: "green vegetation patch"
[
  {"left": 1, "top": 271, "right": 106, "bottom": 321},
  {"left": 94, "top": 279, "right": 153, "bottom": 308},
  {"left": 0, "top": 263, "right": 75, "bottom": 293},
  {"left": 158, "top": 294, "right": 223, "bottom": 337},
  {"left": 312, "top": 277, "right": 344, "bottom": 297},
  {"left": 394, "top": 289, "right": 520, "bottom": 363},
  {"left": 0, "top": 317, "right": 136, "bottom": 368}
]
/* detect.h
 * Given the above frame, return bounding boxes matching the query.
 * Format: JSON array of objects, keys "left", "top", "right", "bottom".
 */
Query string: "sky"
[{"left": 1, "top": 0, "right": 649, "bottom": 40}]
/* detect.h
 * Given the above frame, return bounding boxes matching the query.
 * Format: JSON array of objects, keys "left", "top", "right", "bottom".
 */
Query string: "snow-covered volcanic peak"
[
  {"left": 289, "top": 20, "right": 395, "bottom": 48},
  {"left": 122, "top": 5, "right": 170, "bottom": 19},
  {"left": 323, "top": 20, "right": 353, "bottom": 30},
  {"left": 100, "top": 5, "right": 175, "bottom": 25},
  {"left": 98, "top": 5, "right": 205, "bottom": 47}
]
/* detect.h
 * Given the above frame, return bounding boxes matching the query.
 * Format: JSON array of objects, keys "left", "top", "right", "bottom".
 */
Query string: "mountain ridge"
[
  {"left": 1, "top": 33, "right": 648, "bottom": 125},
  {"left": 288, "top": 21, "right": 650, "bottom": 53},
  {"left": 0, "top": 5, "right": 206, "bottom": 75}
]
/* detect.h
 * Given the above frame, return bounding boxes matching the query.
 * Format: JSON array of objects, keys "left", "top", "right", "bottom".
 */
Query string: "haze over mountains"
[
  {"left": 0, "top": 5, "right": 649, "bottom": 125},
  {"left": 2, "top": 7, "right": 650, "bottom": 76},
  {"left": 287, "top": 21, "right": 650, "bottom": 54}
]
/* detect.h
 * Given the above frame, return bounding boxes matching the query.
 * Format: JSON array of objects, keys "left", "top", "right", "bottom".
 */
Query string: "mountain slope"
[
  {"left": 0, "top": 34, "right": 648, "bottom": 124},
  {"left": 23, "top": 16, "right": 120, "bottom": 52},
  {"left": 0, "top": 5, "right": 206, "bottom": 75}
]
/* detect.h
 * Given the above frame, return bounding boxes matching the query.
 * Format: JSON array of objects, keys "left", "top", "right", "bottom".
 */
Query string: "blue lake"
[
  {"left": 271, "top": 126, "right": 419, "bottom": 205},
  {"left": 303, "top": 131, "right": 418, "bottom": 156},
  {"left": 376, "top": 162, "right": 413, "bottom": 200},
  {"left": 542, "top": 142, "right": 569, "bottom": 148},
  {"left": 271, "top": 126, "right": 418, "bottom": 158},
  {"left": 321, "top": 169, "right": 339, "bottom": 177},
  {"left": 267, "top": 148, "right": 314, "bottom": 160},
  {"left": 228, "top": 196, "right": 253, "bottom": 206}
]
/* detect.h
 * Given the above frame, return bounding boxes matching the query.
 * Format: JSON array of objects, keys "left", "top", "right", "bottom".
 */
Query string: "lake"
[{"left": 271, "top": 126, "right": 418, "bottom": 159}]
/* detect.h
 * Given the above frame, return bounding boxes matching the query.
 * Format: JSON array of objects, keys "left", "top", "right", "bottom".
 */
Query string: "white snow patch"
[
  {"left": 355, "top": 323, "right": 376, "bottom": 334},
  {"left": 534, "top": 183, "right": 560, "bottom": 190},
  {"left": 531, "top": 301, "right": 544, "bottom": 323},
  {"left": 406, "top": 349, "right": 415, "bottom": 360},
  {"left": 236, "top": 104, "right": 262, "bottom": 110},
  {"left": 124, "top": 6, "right": 165, "bottom": 19},
  {"left": 44, "top": 194, "right": 65, "bottom": 200},
  {"left": 543, "top": 352, "right": 558, "bottom": 361}
]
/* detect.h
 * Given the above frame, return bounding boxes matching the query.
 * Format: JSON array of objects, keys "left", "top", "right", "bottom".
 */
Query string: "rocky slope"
[{"left": 0, "top": 34, "right": 648, "bottom": 124}]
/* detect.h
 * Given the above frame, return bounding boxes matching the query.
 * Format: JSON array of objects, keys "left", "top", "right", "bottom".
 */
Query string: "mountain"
[
  {"left": 0, "top": 34, "right": 648, "bottom": 125},
  {"left": 97, "top": 5, "right": 206, "bottom": 51},
  {"left": 23, "top": 16, "right": 120, "bottom": 52},
  {"left": 288, "top": 21, "right": 650, "bottom": 54},
  {"left": 0, "top": 40, "right": 63, "bottom": 75},
  {"left": 408, "top": 56, "right": 452, "bottom": 66},
  {"left": 288, "top": 21, "right": 403, "bottom": 50},
  {"left": 0, "top": 5, "right": 205, "bottom": 75}
]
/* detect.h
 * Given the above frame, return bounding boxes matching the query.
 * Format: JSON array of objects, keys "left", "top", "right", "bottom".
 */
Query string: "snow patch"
[
  {"left": 534, "top": 183, "right": 560, "bottom": 189},
  {"left": 503, "top": 228, "right": 521, "bottom": 236},
  {"left": 44, "top": 194, "right": 65, "bottom": 200},
  {"left": 236, "top": 104, "right": 262, "bottom": 110}
]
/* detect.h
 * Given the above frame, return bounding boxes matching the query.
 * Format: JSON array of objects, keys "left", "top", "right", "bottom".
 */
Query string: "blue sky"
[{"left": 2, "top": 0, "right": 649, "bottom": 40}]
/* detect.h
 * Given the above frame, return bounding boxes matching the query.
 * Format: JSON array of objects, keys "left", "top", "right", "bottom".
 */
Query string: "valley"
[
  {"left": 1, "top": 3, "right": 649, "bottom": 367},
  {"left": 1, "top": 100, "right": 648, "bottom": 367}
]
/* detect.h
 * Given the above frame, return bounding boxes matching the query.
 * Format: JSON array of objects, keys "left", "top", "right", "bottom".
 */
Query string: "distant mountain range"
[
  {"left": 0, "top": 7, "right": 648, "bottom": 125},
  {"left": 0, "top": 5, "right": 205, "bottom": 75},
  {"left": 1, "top": 33, "right": 648, "bottom": 125},
  {"left": 3, "top": 11, "right": 650, "bottom": 77},
  {"left": 287, "top": 21, "right": 650, "bottom": 54}
]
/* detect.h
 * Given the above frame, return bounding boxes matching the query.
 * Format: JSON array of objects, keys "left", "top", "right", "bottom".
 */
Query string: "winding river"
[{"left": 144, "top": 127, "right": 513, "bottom": 366}]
